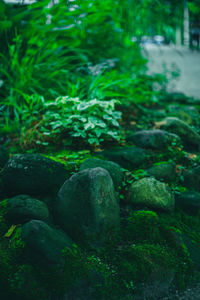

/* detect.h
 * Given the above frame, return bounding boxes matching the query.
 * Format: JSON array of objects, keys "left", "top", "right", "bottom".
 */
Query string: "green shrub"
[{"left": 19, "top": 96, "right": 123, "bottom": 149}]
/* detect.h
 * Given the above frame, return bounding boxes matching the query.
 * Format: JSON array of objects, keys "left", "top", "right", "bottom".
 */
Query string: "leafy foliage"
[{"left": 18, "top": 95, "right": 123, "bottom": 149}]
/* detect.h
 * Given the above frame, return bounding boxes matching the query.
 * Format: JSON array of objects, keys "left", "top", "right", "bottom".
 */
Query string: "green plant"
[{"left": 20, "top": 96, "right": 123, "bottom": 149}]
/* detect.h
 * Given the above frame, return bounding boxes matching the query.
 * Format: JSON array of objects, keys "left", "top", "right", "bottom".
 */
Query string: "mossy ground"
[{"left": 1, "top": 95, "right": 200, "bottom": 299}]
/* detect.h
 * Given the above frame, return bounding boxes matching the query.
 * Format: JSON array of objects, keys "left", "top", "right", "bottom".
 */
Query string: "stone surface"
[
  {"left": 127, "top": 129, "right": 181, "bottom": 150},
  {"left": 167, "top": 105, "right": 199, "bottom": 125},
  {"left": 160, "top": 117, "right": 200, "bottom": 149},
  {"left": 55, "top": 167, "right": 120, "bottom": 246},
  {"left": 183, "top": 165, "right": 200, "bottom": 192},
  {"left": 147, "top": 162, "right": 176, "bottom": 182},
  {"left": 79, "top": 158, "right": 123, "bottom": 188},
  {"left": 175, "top": 191, "right": 200, "bottom": 213},
  {"left": 6, "top": 194, "right": 50, "bottom": 224},
  {"left": 22, "top": 220, "right": 73, "bottom": 265},
  {"left": 128, "top": 177, "right": 174, "bottom": 212},
  {"left": 1, "top": 154, "right": 68, "bottom": 198},
  {"left": 0, "top": 145, "right": 9, "bottom": 168},
  {"left": 101, "top": 147, "right": 153, "bottom": 170}
]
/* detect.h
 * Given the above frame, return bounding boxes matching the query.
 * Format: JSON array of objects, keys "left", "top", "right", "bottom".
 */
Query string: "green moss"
[
  {"left": 0, "top": 224, "right": 26, "bottom": 298},
  {"left": 126, "top": 210, "right": 160, "bottom": 242},
  {"left": 119, "top": 244, "right": 174, "bottom": 282},
  {"left": 43, "top": 150, "right": 92, "bottom": 174},
  {"left": 0, "top": 199, "right": 9, "bottom": 235}
]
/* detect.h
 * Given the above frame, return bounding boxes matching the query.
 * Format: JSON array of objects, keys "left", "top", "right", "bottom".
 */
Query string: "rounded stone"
[
  {"left": 79, "top": 158, "right": 123, "bottom": 188},
  {"left": 2, "top": 154, "right": 68, "bottom": 198},
  {"left": 127, "top": 129, "right": 181, "bottom": 150},
  {"left": 6, "top": 194, "right": 50, "bottom": 224},
  {"left": 128, "top": 177, "right": 174, "bottom": 212},
  {"left": 55, "top": 167, "right": 120, "bottom": 246}
]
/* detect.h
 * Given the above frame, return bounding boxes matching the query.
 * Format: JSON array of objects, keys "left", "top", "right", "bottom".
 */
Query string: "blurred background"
[{"left": 0, "top": 0, "right": 200, "bottom": 149}]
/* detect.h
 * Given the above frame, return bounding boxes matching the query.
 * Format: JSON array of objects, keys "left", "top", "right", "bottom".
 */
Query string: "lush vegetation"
[
  {"left": 1, "top": 0, "right": 176, "bottom": 150},
  {"left": 1, "top": 0, "right": 200, "bottom": 299}
]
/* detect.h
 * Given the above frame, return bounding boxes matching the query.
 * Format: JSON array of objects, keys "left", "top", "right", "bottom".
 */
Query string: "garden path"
[{"left": 144, "top": 44, "right": 200, "bottom": 99}]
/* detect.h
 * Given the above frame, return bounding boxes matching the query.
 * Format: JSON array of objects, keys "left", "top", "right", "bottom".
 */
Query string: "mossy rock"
[
  {"left": 80, "top": 158, "right": 123, "bottom": 189},
  {"left": 5, "top": 195, "right": 50, "bottom": 224},
  {"left": 101, "top": 147, "right": 154, "bottom": 170},
  {"left": 0, "top": 145, "right": 9, "bottom": 169},
  {"left": 127, "top": 129, "right": 181, "bottom": 150},
  {"left": 21, "top": 220, "right": 74, "bottom": 266},
  {"left": 146, "top": 161, "right": 176, "bottom": 183},
  {"left": 126, "top": 210, "right": 160, "bottom": 242},
  {"left": 128, "top": 178, "right": 174, "bottom": 212},
  {"left": 175, "top": 191, "right": 200, "bottom": 213},
  {"left": 1, "top": 154, "right": 69, "bottom": 199},
  {"left": 55, "top": 167, "right": 120, "bottom": 247},
  {"left": 167, "top": 105, "right": 199, "bottom": 125},
  {"left": 183, "top": 165, "right": 200, "bottom": 192},
  {"left": 160, "top": 117, "right": 200, "bottom": 150}
]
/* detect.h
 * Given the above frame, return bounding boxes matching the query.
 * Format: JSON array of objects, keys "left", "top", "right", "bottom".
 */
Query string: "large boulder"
[
  {"left": 5, "top": 195, "right": 50, "bottom": 224},
  {"left": 55, "top": 167, "right": 120, "bottom": 246},
  {"left": 127, "top": 130, "right": 181, "bottom": 150},
  {"left": 128, "top": 178, "right": 174, "bottom": 212},
  {"left": 0, "top": 145, "right": 9, "bottom": 169},
  {"left": 21, "top": 220, "right": 74, "bottom": 266},
  {"left": 101, "top": 147, "right": 153, "bottom": 170},
  {"left": 79, "top": 158, "right": 123, "bottom": 189},
  {"left": 1, "top": 154, "right": 68, "bottom": 198},
  {"left": 159, "top": 117, "right": 200, "bottom": 149},
  {"left": 183, "top": 165, "right": 200, "bottom": 192},
  {"left": 146, "top": 162, "right": 176, "bottom": 183},
  {"left": 175, "top": 191, "right": 200, "bottom": 213}
]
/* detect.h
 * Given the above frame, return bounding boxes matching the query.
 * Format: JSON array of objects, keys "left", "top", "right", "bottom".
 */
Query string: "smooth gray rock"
[
  {"left": 22, "top": 220, "right": 74, "bottom": 266},
  {"left": 2, "top": 154, "right": 68, "bottom": 198},
  {"left": 160, "top": 117, "right": 200, "bottom": 149},
  {"left": 55, "top": 167, "right": 120, "bottom": 246},
  {"left": 80, "top": 158, "right": 123, "bottom": 188},
  {"left": 101, "top": 147, "right": 153, "bottom": 170},
  {"left": 128, "top": 177, "right": 174, "bottom": 212},
  {"left": 6, "top": 195, "right": 50, "bottom": 224},
  {"left": 147, "top": 162, "right": 176, "bottom": 182},
  {"left": 127, "top": 129, "right": 181, "bottom": 150}
]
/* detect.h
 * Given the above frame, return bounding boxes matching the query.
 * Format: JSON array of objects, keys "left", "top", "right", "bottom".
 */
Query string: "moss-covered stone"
[
  {"left": 160, "top": 117, "right": 200, "bottom": 150},
  {"left": 175, "top": 191, "right": 200, "bottom": 213},
  {"left": 1, "top": 154, "right": 69, "bottom": 199},
  {"left": 147, "top": 161, "right": 176, "bottom": 183},
  {"left": 127, "top": 129, "right": 181, "bottom": 150},
  {"left": 6, "top": 195, "right": 50, "bottom": 224},
  {"left": 80, "top": 158, "right": 123, "bottom": 189},
  {"left": 55, "top": 167, "right": 120, "bottom": 247},
  {"left": 0, "top": 145, "right": 9, "bottom": 169},
  {"left": 128, "top": 177, "right": 174, "bottom": 212},
  {"left": 183, "top": 165, "right": 200, "bottom": 192},
  {"left": 126, "top": 210, "right": 160, "bottom": 242},
  {"left": 21, "top": 220, "right": 74, "bottom": 266},
  {"left": 101, "top": 146, "right": 153, "bottom": 170},
  {"left": 167, "top": 105, "right": 199, "bottom": 125}
]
